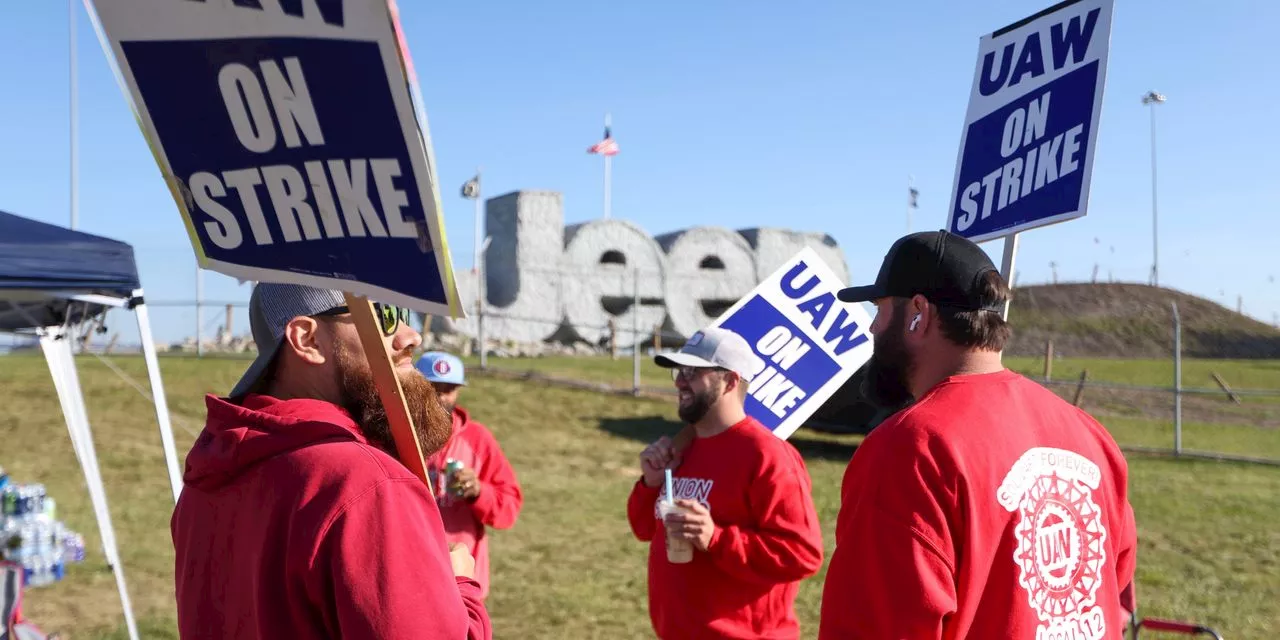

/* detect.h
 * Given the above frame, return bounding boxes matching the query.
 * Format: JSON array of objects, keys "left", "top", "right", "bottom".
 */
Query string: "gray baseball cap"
[
  {"left": 230, "top": 282, "right": 347, "bottom": 398},
  {"left": 654, "top": 326, "right": 763, "bottom": 382}
]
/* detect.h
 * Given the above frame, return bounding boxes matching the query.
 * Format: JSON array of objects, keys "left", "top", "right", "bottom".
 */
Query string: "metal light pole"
[
  {"left": 1142, "top": 90, "right": 1166, "bottom": 287},
  {"left": 1171, "top": 302, "right": 1182, "bottom": 456},
  {"left": 70, "top": 0, "right": 79, "bottom": 230}
]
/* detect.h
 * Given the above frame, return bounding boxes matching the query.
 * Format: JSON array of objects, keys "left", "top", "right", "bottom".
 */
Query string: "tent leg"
[
  {"left": 39, "top": 332, "right": 141, "bottom": 640},
  {"left": 41, "top": 333, "right": 106, "bottom": 557},
  {"left": 134, "top": 292, "right": 184, "bottom": 503}
]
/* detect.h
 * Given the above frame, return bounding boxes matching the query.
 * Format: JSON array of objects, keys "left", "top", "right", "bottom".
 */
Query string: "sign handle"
[
  {"left": 672, "top": 424, "right": 695, "bottom": 457},
  {"left": 343, "top": 292, "right": 434, "bottom": 494},
  {"left": 999, "top": 234, "right": 1019, "bottom": 321}
]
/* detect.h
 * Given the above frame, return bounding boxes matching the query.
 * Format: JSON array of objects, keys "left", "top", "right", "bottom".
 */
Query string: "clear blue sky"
[{"left": 1, "top": 1, "right": 1277, "bottom": 345}]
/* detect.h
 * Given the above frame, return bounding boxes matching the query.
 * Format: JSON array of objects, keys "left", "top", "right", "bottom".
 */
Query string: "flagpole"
[
  {"left": 603, "top": 113, "right": 612, "bottom": 220},
  {"left": 473, "top": 168, "right": 485, "bottom": 366},
  {"left": 473, "top": 166, "right": 482, "bottom": 310}
]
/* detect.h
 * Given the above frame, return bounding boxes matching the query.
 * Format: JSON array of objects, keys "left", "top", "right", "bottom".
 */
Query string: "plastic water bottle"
[
  {"left": 1, "top": 487, "right": 16, "bottom": 516},
  {"left": 62, "top": 533, "right": 86, "bottom": 563},
  {"left": 30, "top": 484, "right": 46, "bottom": 515}
]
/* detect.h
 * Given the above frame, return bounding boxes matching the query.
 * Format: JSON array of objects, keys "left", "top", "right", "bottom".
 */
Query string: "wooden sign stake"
[
  {"left": 672, "top": 424, "right": 695, "bottom": 458},
  {"left": 343, "top": 292, "right": 433, "bottom": 494}
]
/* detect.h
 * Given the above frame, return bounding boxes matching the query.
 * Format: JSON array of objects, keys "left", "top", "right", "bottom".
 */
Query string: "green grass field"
[{"left": 0, "top": 354, "right": 1277, "bottom": 638}]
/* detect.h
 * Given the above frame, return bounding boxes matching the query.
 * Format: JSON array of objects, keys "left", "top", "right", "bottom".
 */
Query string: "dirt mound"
[{"left": 1006, "top": 283, "right": 1280, "bottom": 359}]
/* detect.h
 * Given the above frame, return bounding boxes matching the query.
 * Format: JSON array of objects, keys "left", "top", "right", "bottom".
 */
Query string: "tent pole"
[
  {"left": 40, "top": 330, "right": 105, "bottom": 555},
  {"left": 134, "top": 289, "right": 184, "bottom": 503},
  {"left": 40, "top": 332, "right": 141, "bottom": 640}
]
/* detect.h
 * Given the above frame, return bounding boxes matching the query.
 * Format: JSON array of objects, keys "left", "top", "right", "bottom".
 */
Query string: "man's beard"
[
  {"left": 332, "top": 342, "right": 453, "bottom": 457},
  {"left": 438, "top": 399, "right": 456, "bottom": 415},
  {"left": 861, "top": 309, "right": 916, "bottom": 410},
  {"left": 678, "top": 385, "right": 721, "bottom": 424}
]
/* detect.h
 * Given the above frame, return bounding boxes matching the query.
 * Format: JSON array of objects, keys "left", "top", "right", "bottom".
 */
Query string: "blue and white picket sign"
[
  {"left": 947, "top": 0, "right": 1115, "bottom": 244},
  {"left": 84, "top": 0, "right": 463, "bottom": 316},
  {"left": 710, "top": 247, "right": 874, "bottom": 440}
]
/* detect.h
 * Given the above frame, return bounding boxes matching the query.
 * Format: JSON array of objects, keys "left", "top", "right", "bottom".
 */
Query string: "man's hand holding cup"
[{"left": 665, "top": 499, "right": 716, "bottom": 552}]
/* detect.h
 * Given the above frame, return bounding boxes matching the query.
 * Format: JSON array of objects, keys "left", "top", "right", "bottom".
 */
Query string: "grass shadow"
[
  {"left": 597, "top": 415, "right": 860, "bottom": 464},
  {"left": 788, "top": 435, "right": 859, "bottom": 464},
  {"left": 597, "top": 415, "right": 683, "bottom": 445}
]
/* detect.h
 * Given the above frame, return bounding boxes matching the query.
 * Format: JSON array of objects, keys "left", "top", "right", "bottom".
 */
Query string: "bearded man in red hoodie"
[
  {"left": 415, "top": 351, "right": 523, "bottom": 601},
  {"left": 627, "top": 327, "right": 824, "bottom": 640},
  {"left": 818, "top": 231, "right": 1137, "bottom": 639},
  {"left": 172, "top": 283, "right": 491, "bottom": 640}
]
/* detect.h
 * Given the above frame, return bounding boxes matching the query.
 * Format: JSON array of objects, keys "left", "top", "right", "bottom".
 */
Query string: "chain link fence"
[{"left": 42, "top": 291, "right": 1277, "bottom": 466}]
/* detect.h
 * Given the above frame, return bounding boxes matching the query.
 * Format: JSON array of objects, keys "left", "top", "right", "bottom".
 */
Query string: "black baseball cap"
[{"left": 836, "top": 230, "right": 1006, "bottom": 312}]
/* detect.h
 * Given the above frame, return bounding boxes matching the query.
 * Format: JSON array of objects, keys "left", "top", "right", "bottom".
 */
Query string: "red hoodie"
[
  {"left": 172, "top": 394, "right": 492, "bottom": 640},
  {"left": 423, "top": 406, "right": 523, "bottom": 600},
  {"left": 626, "top": 416, "right": 824, "bottom": 640},
  {"left": 819, "top": 370, "right": 1138, "bottom": 639}
]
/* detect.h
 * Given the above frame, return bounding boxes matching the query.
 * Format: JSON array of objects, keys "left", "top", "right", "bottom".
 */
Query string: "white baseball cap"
[{"left": 654, "top": 327, "right": 762, "bottom": 382}]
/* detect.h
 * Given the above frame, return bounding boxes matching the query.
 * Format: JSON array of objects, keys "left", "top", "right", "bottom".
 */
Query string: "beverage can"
[{"left": 444, "top": 459, "right": 466, "bottom": 496}]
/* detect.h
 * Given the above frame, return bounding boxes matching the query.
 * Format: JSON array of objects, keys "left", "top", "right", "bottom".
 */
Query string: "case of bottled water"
[{"left": 0, "top": 467, "right": 87, "bottom": 589}]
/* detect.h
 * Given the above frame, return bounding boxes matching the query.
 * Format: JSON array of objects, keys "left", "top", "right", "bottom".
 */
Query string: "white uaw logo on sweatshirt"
[{"left": 998, "top": 448, "right": 1109, "bottom": 640}]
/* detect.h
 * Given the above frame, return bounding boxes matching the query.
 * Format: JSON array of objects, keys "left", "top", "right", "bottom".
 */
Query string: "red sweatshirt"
[
  {"left": 172, "top": 394, "right": 492, "bottom": 640},
  {"left": 626, "top": 416, "right": 824, "bottom": 640},
  {"left": 424, "top": 406, "right": 523, "bottom": 599},
  {"left": 819, "top": 370, "right": 1138, "bottom": 640}
]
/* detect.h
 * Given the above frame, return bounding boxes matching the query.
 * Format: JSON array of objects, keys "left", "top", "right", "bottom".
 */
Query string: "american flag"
[
  {"left": 588, "top": 126, "right": 619, "bottom": 156},
  {"left": 460, "top": 175, "right": 480, "bottom": 199}
]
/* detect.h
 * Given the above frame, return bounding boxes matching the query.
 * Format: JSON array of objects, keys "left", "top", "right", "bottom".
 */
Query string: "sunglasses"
[
  {"left": 314, "top": 303, "right": 413, "bottom": 336},
  {"left": 671, "top": 366, "right": 730, "bottom": 382}
]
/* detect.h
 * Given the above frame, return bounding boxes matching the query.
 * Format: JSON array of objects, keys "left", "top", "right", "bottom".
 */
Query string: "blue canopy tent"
[
  {"left": 0, "top": 210, "right": 143, "bottom": 330},
  {"left": 0, "top": 210, "right": 181, "bottom": 640}
]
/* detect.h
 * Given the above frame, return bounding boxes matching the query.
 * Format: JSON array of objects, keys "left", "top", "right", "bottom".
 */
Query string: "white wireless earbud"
[{"left": 909, "top": 314, "right": 922, "bottom": 332}]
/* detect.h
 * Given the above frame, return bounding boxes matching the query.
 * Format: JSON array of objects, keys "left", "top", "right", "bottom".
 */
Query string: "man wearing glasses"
[
  {"left": 627, "top": 327, "right": 824, "bottom": 640},
  {"left": 171, "top": 283, "right": 491, "bottom": 640}
]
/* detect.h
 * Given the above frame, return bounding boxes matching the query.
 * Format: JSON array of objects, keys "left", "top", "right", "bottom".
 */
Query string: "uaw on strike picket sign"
[
  {"left": 948, "top": 0, "right": 1115, "bottom": 243},
  {"left": 711, "top": 248, "right": 873, "bottom": 441},
  {"left": 85, "top": 0, "right": 462, "bottom": 315}
]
